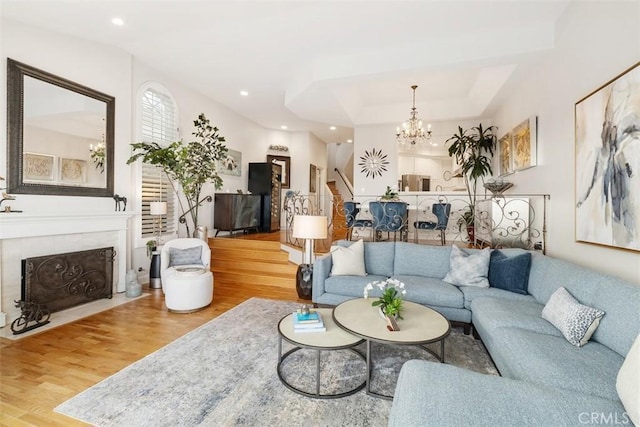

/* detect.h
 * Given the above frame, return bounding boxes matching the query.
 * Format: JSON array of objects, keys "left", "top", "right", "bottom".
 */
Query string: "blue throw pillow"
[{"left": 488, "top": 250, "right": 531, "bottom": 295}]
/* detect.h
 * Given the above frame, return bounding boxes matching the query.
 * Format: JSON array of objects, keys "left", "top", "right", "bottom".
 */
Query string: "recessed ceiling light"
[
  {"left": 111, "top": 17, "right": 125, "bottom": 26},
  {"left": 281, "top": 125, "right": 288, "bottom": 130},
  {"left": 347, "top": 139, "right": 353, "bottom": 143},
  {"left": 240, "top": 90, "right": 249, "bottom": 96},
  {"left": 330, "top": 126, "right": 336, "bottom": 130}
]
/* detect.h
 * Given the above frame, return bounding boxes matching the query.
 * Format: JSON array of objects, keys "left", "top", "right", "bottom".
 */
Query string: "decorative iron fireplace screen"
[{"left": 21, "top": 247, "right": 114, "bottom": 313}]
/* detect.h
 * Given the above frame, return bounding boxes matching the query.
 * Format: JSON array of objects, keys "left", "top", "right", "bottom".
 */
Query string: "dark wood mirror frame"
[{"left": 6, "top": 58, "right": 115, "bottom": 197}]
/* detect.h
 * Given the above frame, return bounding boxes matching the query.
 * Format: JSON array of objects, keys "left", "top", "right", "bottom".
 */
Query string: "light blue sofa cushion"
[
  {"left": 488, "top": 327, "right": 624, "bottom": 400},
  {"left": 426, "top": 305, "right": 471, "bottom": 323},
  {"left": 471, "top": 298, "right": 562, "bottom": 340},
  {"left": 336, "top": 240, "right": 395, "bottom": 277},
  {"left": 460, "top": 286, "right": 534, "bottom": 310},
  {"left": 393, "top": 275, "right": 464, "bottom": 308},
  {"left": 528, "top": 253, "right": 640, "bottom": 356},
  {"left": 324, "top": 274, "right": 387, "bottom": 299},
  {"left": 393, "top": 242, "right": 451, "bottom": 278},
  {"left": 389, "top": 361, "right": 627, "bottom": 427},
  {"left": 589, "top": 279, "right": 640, "bottom": 357},
  {"left": 470, "top": 297, "right": 561, "bottom": 337}
]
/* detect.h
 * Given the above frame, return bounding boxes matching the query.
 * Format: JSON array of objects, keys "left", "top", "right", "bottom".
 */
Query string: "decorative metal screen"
[{"left": 21, "top": 247, "right": 114, "bottom": 313}]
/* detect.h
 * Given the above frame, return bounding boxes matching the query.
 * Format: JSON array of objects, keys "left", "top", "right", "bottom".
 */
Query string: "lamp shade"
[
  {"left": 292, "top": 215, "right": 328, "bottom": 239},
  {"left": 150, "top": 201, "right": 167, "bottom": 216}
]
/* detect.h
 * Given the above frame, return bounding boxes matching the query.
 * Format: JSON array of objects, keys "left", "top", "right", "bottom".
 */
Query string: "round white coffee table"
[
  {"left": 333, "top": 298, "right": 451, "bottom": 399},
  {"left": 277, "top": 308, "right": 366, "bottom": 399}
]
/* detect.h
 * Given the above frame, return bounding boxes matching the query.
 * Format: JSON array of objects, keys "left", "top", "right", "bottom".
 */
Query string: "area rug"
[{"left": 55, "top": 297, "right": 497, "bottom": 426}]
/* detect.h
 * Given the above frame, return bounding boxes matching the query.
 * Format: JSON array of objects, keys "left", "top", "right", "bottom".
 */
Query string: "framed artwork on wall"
[
  {"left": 498, "top": 132, "right": 513, "bottom": 176},
  {"left": 267, "top": 155, "right": 290, "bottom": 189},
  {"left": 23, "top": 152, "right": 55, "bottom": 181},
  {"left": 309, "top": 164, "right": 317, "bottom": 193},
  {"left": 218, "top": 149, "right": 242, "bottom": 176},
  {"left": 512, "top": 116, "right": 537, "bottom": 171},
  {"left": 60, "top": 158, "right": 87, "bottom": 183},
  {"left": 575, "top": 62, "right": 640, "bottom": 252}
]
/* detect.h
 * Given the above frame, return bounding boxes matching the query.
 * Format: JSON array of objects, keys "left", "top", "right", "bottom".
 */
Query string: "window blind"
[
  {"left": 140, "top": 87, "right": 178, "bottom": 238},
  {"left": 141, "top": 165, "right": 175, "bottom": 237}
]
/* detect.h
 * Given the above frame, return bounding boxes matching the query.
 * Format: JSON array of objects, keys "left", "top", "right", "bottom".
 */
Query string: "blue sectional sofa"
[{"left": 312, "top": 241, "right": 640, "bottom": 426}]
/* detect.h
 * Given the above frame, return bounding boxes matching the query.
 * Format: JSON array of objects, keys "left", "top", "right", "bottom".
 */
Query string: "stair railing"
[{"left": 334, "top": 168, "right": 354, "bottom": 198}]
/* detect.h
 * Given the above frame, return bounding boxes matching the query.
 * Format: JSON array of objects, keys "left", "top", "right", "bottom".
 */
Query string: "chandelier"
[{"left": 396, "top": 85, "right": 432, "bottom": 149}]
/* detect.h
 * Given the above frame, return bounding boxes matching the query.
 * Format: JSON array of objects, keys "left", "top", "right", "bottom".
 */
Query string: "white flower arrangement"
[{"left": 364, "top": 278, "right": 407, "bottom": 319}]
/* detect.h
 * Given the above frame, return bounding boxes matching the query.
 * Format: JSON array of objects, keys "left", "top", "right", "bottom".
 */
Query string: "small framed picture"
[
  {"left": 60, "top": 158, "right": 87, "bottom": 183},
  {"left": 309, "top": 164, "right": 317, "bottom": 193},
  {"left": 498, "top": 132, "right": 513, "bottom": 176},
  {"left": 219, "top": 149, "right": 242, "bottom": 176},
  {"left": 512, "top": 116, "right": 537, "bottom": 172},
  {"left": 23, "top": 152, "right": 55, "bottom": 181}
]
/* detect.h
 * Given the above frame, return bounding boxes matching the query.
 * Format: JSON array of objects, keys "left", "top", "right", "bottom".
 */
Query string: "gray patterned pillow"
[
  {"left": 442, "top": 245, "right": 492, "bottom": 288},
  {"left": 169, "top": 246, "right": 203, "bottom": 267},
  {"left": 542, "top": 287, "right": 605, "bottom": 347}
]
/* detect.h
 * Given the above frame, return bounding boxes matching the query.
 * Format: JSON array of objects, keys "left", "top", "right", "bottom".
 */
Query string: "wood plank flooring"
[{"left": 0, "top": 279, "right": 305, "bottom": 426}]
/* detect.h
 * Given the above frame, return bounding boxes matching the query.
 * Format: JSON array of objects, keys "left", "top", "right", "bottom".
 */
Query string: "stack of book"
[{"left": 292, "top": 309, "right": 326, "bottom": 333}]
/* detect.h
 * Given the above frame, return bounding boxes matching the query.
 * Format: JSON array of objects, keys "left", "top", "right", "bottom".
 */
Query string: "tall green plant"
[
  {"left": 446, "top": 123, "right": 497, "bottom": 230},
  {"left": 127, "top": 114, "right": 228, "bottom": 236}
]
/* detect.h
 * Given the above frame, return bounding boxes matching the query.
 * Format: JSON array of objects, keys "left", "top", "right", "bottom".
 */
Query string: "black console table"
[{"left": 214, "top": 193, "right": 262, "bottom": 236}]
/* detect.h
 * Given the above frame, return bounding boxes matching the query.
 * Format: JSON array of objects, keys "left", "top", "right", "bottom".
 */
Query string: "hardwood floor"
[{"left": 0, "top": 280, "right": 305, "bottom": 426}]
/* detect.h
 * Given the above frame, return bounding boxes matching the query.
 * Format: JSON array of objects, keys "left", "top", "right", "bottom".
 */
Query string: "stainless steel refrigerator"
[{"left": 401, "top": 174, "right": 431, "bottom": 192}]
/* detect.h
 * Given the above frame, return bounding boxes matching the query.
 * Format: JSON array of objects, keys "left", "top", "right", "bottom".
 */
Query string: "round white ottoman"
[{"left": 162, "top": 266, "right": 213, "bottom": 313}]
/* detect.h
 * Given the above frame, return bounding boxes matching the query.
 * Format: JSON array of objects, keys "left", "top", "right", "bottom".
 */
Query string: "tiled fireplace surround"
[{"left": 0, "top": 212, "right": 134, "bottom": 328}]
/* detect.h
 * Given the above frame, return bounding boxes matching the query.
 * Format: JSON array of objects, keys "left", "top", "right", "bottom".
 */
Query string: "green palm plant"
[
  {"left": 127, "top": 114, "right": 228, "bottom": 237},
  {"left": 447, "top": 124, "right": 497, "bottom": 237}
]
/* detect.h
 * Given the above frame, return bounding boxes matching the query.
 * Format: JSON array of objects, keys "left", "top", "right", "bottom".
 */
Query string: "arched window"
[{"left": 138, "top": 83, "right": 178, "bottom": 239}]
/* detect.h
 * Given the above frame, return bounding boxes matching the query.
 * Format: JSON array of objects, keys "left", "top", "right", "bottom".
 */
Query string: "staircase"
[
  {"left": 327, "top": 181, "right": 349, "bottom": 241},
  {"left": 209, "top": 238, "right": 298, "bottom": 290}
]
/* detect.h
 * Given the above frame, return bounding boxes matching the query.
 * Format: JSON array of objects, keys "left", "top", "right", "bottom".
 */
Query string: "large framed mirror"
[{"left": 6, "top": 58, "right": 114, "bottom": 197}]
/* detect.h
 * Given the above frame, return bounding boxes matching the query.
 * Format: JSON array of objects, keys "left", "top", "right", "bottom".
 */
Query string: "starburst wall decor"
[{"left": 358, "top": 148, "right": 389, "bottom": 179}]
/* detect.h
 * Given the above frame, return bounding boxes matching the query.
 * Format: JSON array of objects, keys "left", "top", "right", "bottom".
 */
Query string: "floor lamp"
[
  {"left": 292, "top": 215, "right": 328, "bottom": 300},
  {"left": 149, "top": 201, "right": 167, "bottom": 289}
]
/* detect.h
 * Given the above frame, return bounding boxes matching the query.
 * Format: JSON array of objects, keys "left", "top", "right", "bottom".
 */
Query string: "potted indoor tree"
[
  {"left": 127, "top": 113, "right": 228, "bottom": 237},
  {"left": 446, "top": 124, "right": 497, "bottom": 242}
]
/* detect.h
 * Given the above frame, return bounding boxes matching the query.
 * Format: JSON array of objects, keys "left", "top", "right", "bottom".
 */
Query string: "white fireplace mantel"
[
  {"left": 0, "top": 211, "right": 135, "bottom": 240},
  {"left": 0, "top": 211, "right": 136, "bottom": 328}
]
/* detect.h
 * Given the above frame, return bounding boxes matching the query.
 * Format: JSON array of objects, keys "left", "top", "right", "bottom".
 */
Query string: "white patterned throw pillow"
[
  {"left": 542, "top": 287, "right": 605, "bottom": 347},
  {"left": 330, "top": 239, "right": 367, "bottom": 276},
  {"left": 442, "top": 245, "right": 492, "bottom": 287}
]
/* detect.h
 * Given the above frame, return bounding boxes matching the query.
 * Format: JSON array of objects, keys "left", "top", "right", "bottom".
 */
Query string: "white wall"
[
  {"left": 327, "top": 142, "right": 355, "bottom": 199},
  {"left": 491, "top": 1, "right": 640, "bottom": 284}
]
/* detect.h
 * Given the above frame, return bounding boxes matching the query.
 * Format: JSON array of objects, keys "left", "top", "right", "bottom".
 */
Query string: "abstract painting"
[
  {"left": 575, "top": 62, "right": 640, "bottom": 252},
  {"left": 23, "top": 152, "right": 55, "bottom": 181},
  {"left": 219, "top": 149, "right": 242, "bottom": 176},
  {"left": 498, "top": 132, "right": 512, "bottom": 176},
  {"left": 512, "top": 116, "right": 537, "bottom": 171}
]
